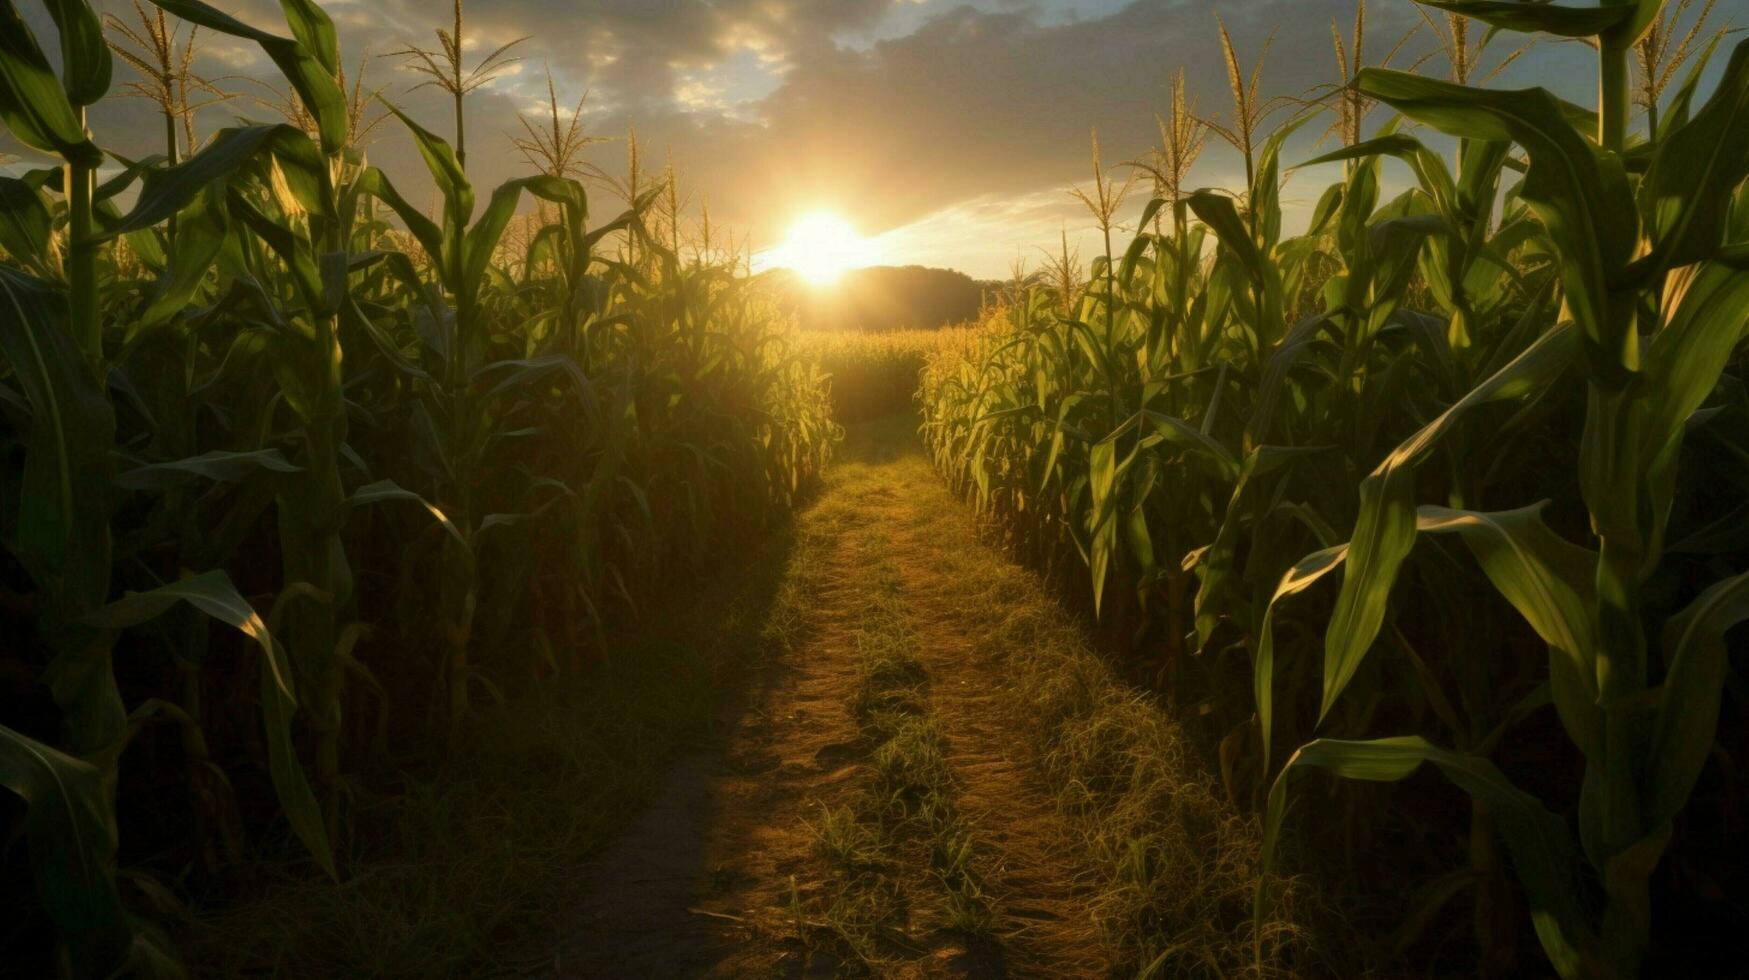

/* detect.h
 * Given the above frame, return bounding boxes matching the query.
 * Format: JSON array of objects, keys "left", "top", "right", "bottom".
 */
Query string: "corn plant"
[
  {"left": 920, "top": 3, "right": 1749, "bottom": 974},
  {"left": 1, "top": 1, "right": 838, "bottom": 973},
  {"left": 1256, "top": 4, "right": 1749, "bottom": 973}
]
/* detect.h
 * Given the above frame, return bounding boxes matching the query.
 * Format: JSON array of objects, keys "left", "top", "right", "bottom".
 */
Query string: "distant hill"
[{"left": 761, "top": 265, "right": 998, "bottom": 332}]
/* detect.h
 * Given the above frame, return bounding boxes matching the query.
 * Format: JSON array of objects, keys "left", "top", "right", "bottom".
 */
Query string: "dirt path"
[{"left": 520, "top": 417, "right": 1108, "bottom": 978}]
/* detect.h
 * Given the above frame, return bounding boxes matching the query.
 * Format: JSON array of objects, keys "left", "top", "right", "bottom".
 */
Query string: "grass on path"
[{"left": 185, "top": 414, "right": 1316, "bottom": 978}]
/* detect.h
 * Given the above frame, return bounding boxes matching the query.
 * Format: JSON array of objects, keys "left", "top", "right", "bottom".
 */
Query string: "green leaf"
[
  {"left": 383, "top": 102, "right": 474, "bottom": 228},
  {"left": 1639, "top": 264, "right": 1749, "bottom": 559},
  {"left": 1140, "top": 409, "right": 1238, "bottom": 479},
  {"left": 0, "top": 723, "right": 133, "bottom": 980},
  {"left": 1417, "top": 0, "right": 1633, "bottom": 38},
  {"left": 1253, "top": 544, "right": 1349, "bottom": 773},
  {"left": 1193, "top": 444, "right": 1329, "bottom": 651},
  {"left": 1358, "top": 68, "right": 1638, "bottom": 385},
  {"left": 1637, "top": 39, "right": 1749, "bottom": 276},
  {"left": 0, "top": 267, "right": 115, "bottom": 611},
  {"left": 227, "top": 190, "right": 326, "bottom": 313},
  {"left": 1416, "top": 504, "right": 1602, "bottom": 757},
  {"left": 1087, "top": 433, "right": 1128, "bottom": 614},
  {"left": 1260, "top": 736, "right": 1595, "bottom": 978},
  {"left": 1302, "top": 134, "right": 1458, "bottom": 220},
  {"left": 1187, "top": 190, "right": 1265, "bottom": 281},
  {"left": 459, "top": 174, "right": 585, "bottom": 311},
  {"left": 277, "top": 0, "right": 339, "bottom": 76},
  {"left": 82, "top": 570, "right": 335, "bottom": 878},
  {"left": 116, "top": 449, "right": 302, "bottom": 491},
  {"left": 130, "top": 187, "right": 230, "bottom": 330},
  {"left": 102, "top": 125, "right": 328, "bottom": 240},
  {"left": 0, "top": 175, "right": 54, "bottom": 272},
  {"left": 0, "top": 1, "right": 101, "bottom": 165},
  {"left": 42, "top": 0, "right": 112, "bottom": 105},
  {"left": 1319, "top": 324, "right": 1576, "bottom": 721},
  {"left": 1645, "top": 570, "right": 1749, "bottom": 828},
  {"left": 355, "top": 167, "right": 447, "bottom": 281},
  {"left": 351, "top": 479, "right": 468, "bottom": 547},
  {"left": 144, "top": 0, "right": 348, "bottom": 154}
]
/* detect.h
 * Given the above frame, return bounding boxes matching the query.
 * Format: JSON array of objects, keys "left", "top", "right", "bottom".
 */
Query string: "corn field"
[
  {"left": 5, "top": 0, "right": 1749, "bottom": 975},
  {"left": 802, "top": 325, "right": 977, "bottom": 423},
  {"left": 921, "top": 2, "right": 1749, "bottom": 975},
  {"left": 0, "top": 0, "right": 836, "bottom": 974}
]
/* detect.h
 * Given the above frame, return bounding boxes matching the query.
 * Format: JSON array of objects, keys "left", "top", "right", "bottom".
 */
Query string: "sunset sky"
[{"left": 9, "top": 0, "right": 1720, "bottom": 279}]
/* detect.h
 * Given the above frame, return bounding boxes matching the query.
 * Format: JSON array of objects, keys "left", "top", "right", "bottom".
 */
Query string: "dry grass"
[{"left": 882, "top": 407, "right": 1322, "bottom": 976}]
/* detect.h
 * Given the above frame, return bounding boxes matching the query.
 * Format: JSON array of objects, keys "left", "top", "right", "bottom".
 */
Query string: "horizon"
[{"left": 10, "top": 0, "right": 1734, "bottom": 281}]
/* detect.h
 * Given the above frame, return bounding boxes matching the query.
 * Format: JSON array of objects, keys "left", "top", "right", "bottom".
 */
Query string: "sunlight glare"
[{"left": 771, "top": 210, "right": 875, "bottom": 285}]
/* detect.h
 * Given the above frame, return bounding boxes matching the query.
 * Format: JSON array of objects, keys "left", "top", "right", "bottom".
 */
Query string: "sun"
[{"left": 771, "top": 210, "right": 875, "bottom": 285}]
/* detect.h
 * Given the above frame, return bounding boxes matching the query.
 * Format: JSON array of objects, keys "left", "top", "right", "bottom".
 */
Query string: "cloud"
[{"left": 5, "top": 0, "right": 1626, "bottom": 276}]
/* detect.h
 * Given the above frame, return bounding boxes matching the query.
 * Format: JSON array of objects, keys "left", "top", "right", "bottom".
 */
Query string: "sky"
[{"left": 7, "top": 0, "right": 1746, "bottom": 278}]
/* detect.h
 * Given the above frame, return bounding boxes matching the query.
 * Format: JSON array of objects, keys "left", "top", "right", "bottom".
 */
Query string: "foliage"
[
  {"left": 0, "top": 1, "right": 836, "bottom": 975},
  {"left": 801, "top": 324, "right": 976, "bottom": 423},
  {"left": 919, "top": 2, "right": 1749, "bottom": 974}
]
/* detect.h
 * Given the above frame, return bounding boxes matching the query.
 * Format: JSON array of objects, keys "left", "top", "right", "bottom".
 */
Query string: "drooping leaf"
[
  {"left": 1417, "top": 0, "right": 1634, "bottom": 38},
  {"left": 0, "top": 723, "right": 132, "bottom": 980},
  {"left": 1416, "top": 504, "right": 1602, "bottom": 757},
  {"left": 0, "top": 0, "right": 101, "bottom": 165},
  {"left": 0, "top": 267, "right": 115, "bottom": 611},
  {"left": 42, "top": 0, "right": 112, "bottom": 105},
  {"left": 1637, "top": 39, "right": 1749, "bottom": 275},
  {"left": 116, "top": 449, "right": 302, "bottom": 491},
  {"left": 1260, "top": 736, "right": 1595, "bottom": 978},
  {"left": 1645, "top": 571, "right": 1749, "bottom": 828},
  {"left": 143, "top": 0, "right": 348, "bottom": 154},
  {"left": 1358, "top": 68, "right": 1638, "bottom": 385},
  {"left": 1319, "top": 324, "right": 1576, "bottom": 721},
  {"left": 83, "top": 570, "right": 335, "bottom": 877},
  {"left": 102, "top": 125, "right": 328, "bottom": 240}
]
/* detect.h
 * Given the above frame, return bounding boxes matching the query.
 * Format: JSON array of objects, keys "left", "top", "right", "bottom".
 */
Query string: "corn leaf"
[
  {"left": 103, "top": 125, "right": 327, "bottom": 240},
  {"left": 351, "top": 479, "right": 468, "bottom": 547},
  {"left": 1319, "top": 324, "right": 1576, "bottom": 722},
  {"left": 0, "top": 0, "right": 101, "bottom": 165},
  {"left": 1260, "top": 735, "right": 1594, "bottom": 978},
  {"left": 0, "top": 176, "right": 54, "bottom": 272},
  {"left": 1416, "top": 0, "right": 1633, "bottom": 38},
  {"left": 0, "top": 267, "right": 115, "bottom": 611},
  {"left": 1254, "top": 544, "right": 1349, "bottom": 772},
  {"left": 0, "top": 723, "right": 132, "bottom": 980},
  {"left": 116, "top": 449, "right": 302, "bottom": 491},
  {"left": 383, "top": 102, "right": 474, "bottom": 229},
  {"left": 1646, "top": 570, "right": 1749, "bottom": 828},
  {"left": 41, "top": 0, "right": 111, "bottom": 106},
  {"left": 1358, "top": 68, "right": 1638, "bottom": 385},
  {"left": 1639, "top": 264, "right": 1749, "bottom": 559},
  {"left": 1637, "top": 39, "right": 1749, "bottom": 275},
  {"left": 1416, "top": 504, "right": 1602, "bottom": 757},
  {"left": 83, "top": 570, "right": 335, "bottom": 878},
  {"left": 277, "top": 0, "right": 339, "bottom": 77},
  {"left": 144, "top": 0, "right": 348, "bottom": 154}
]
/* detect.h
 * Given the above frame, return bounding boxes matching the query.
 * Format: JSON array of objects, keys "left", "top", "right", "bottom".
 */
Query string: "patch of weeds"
[
  {"left": 939, "top": 871, "right": 995, "bottom": 936},
  {"left": 872, "top": 717, "right": 950, "bottom": 804},
  {"left": 812, "top": 804, "right": 882, "bottom": 871}
]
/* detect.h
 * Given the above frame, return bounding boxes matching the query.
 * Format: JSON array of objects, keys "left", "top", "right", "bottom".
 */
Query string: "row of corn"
[
  {"left": 920, "top": 2, "right": 1749, "bottom": 974},
  {"left": 0, "top": 0, "right": 838, "bottom": 974}
]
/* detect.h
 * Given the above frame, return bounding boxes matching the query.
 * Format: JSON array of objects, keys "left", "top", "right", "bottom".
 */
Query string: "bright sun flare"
[{"left": 772, "top": 210, "right": 874, "bottom": 285}]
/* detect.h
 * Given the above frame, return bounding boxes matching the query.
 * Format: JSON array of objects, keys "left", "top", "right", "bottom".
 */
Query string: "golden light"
[{"left": 770, "top": 210, "right": 876, "bottom": 285}]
